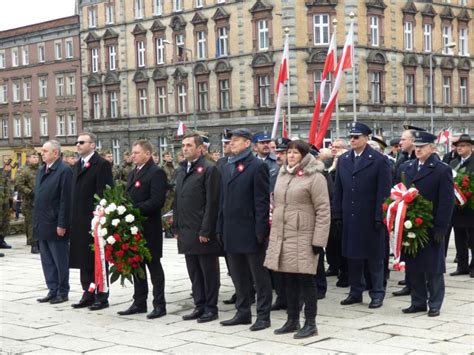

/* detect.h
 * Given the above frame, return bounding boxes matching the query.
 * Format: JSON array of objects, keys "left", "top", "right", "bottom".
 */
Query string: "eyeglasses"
[
  {"left": 75, "top": 141, "right": 91, "bottom": 145},
  {"left": 349, "top": 136, "right": 360, "bottom": 140}
]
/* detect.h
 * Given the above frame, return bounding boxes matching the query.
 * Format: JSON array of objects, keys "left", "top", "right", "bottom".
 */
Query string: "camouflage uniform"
[
  {"left": 119, "top": 161, "right": 134, "bottom": 185},
  {"left": 0, "top": 169, "right": 12, "bottom": 239},
  {"left": 161, "top": 162, "right": 176, "bottom": 213},
  {"left": 14, "top": 155, "right": 39, "bottom": 245}
]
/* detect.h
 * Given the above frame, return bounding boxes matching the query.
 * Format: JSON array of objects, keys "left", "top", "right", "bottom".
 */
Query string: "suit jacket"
[
  {"left": 33, "top": 159, "right": 72, "bottom": 241},
  {"left": 400, "top": 154, "right": 454, "bottom": 273},
  {"left": 333, "top": 145, "right": 392, "bottom": 260},
  {"left": 126, "top": 158, "right": 167, "bottom": 258},
  {"left": 69, "top": 152, "right": 113, "bottom": 269},
  {"left": 450, "top": 154, "right": 474, "bottom": 228}
]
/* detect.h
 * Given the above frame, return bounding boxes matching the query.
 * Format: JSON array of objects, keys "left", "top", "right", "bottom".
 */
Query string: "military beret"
[
  {"left": 26, "top": 149, "right": 39, "bottom": 157},
  {"left": 62, "top": 150, "right": 76, "bottom": 158},
  {"left": 413, "top": 131, "right": 437, "bottom": 146},
  {"left": 229, "top": 128, "right": 252, "bottom": 141},
  {"left": 101, "top": 149, "right": 112, "bottom": 155},
  {"left": 349, "top": 122, "right": 372, "bottom": 136},
  {"left": 252, "top": 130, "right": 272, "bottom": 143}
]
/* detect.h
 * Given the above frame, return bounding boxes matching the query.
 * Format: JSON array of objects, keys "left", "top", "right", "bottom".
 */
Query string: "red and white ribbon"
[
  {"left": 385, "top": 183, "right": 418, "bottom": 270},
  {"left": 454, "top": 184, "right": 467, "bottom": 206},
  {"left": 92, "top": 207, "right": 108, "bottom": 293}
]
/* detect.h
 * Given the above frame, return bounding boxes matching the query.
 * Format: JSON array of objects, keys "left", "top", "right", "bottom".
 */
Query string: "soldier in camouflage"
[
  {"left": 161, "top": 151, "right": 176, "bottom": 214},
  {"left": 101, "top": 149, "right": 121, "bottom": 182},
  {"left": 0, "top": 161, "right": 13, "bottom": 252},
  {"left": 62, "top": 150, "right": 77, "bottom": 167},
  {"left": 117, "top": 151, "right": 133, "bottom": 185},
  {"left": 14, "top": 150, "right": 40, "bottom": 253}
]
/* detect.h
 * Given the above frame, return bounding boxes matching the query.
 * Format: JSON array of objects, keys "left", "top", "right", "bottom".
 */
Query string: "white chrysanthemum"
[
  {"left": 407, "top": 232, "right": 416, "bottom": 239},
  {"left": 98, "top": 228, "right": 108, "bottom": 237},
  {"left": 125, "top": 214, "right": 135, "bottom": 223},
  {"left": 111, "top": 219, "right": 120, "bottom": 227},
  {"left": 106, "top": 236, "right": 116, "bottom": 245},
  {"left": 130, "top": 226, "right": 139, "bottom": 235},
  {"left": 108, "top": 203, "right": 117, "bottom": 212},
  {"left": 402, "top": 241, "right": 410, "bottom": 246},
  {"left": 100, "top": 199, "right": 107, "bottom": 207},
  {"left": 404, "top": 220, "right": 413, "bottom": 229},
  {"left": 117, "top": 206, "right": 126, "bottom": 215},
  {"left": 99, "top": 216, "right": 107, "bottom": 225}
]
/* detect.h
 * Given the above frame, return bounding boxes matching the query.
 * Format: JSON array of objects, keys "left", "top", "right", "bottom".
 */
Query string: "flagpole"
[
  {"left": 333, "top": 18, "right": 340, "bottom": 139},
  {"left": 285, "top": 27, "right": 291, "bottom": 137},
  {"left": 350, "top": 12, "right": 357, "bottom": 123}
]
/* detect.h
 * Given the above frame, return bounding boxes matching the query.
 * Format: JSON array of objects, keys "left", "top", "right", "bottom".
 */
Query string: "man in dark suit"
[
  {"left": 117, "top": 140, "right": 168, "bottom": 319},
  {"left": 217, "top": 128, "right": 272, "bottom": 331},
  {"left": 333, "top": 123, "right": 391, "bottom": 309},
  {"left": 442, "top": 136, "right": 459, "bottom": 164},
  {"left": 173, "top": 133, "right": 221, "bottom": 323},
  {"left": 34, "top": 140, "right": 73, "bottom": 304},
  {"left": 400, "top": 131, "right": 454, "bottom": 317},
  {"left": 70, "top": 132, "right": 113, "bottom": 311},
  {"left": 449, "top": 134, "right": 474, "bottom": 278}
]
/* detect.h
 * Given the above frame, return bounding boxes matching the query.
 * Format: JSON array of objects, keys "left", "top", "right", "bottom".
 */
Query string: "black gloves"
[
  {"left": 312, "top": 246, "right": 324, "bottom": 255},
  {"left": 374, "top": 221, "right": 384, "bottom": 231},
  {"left": 434, "top": 233, "right": 444, "bottom": 244}
]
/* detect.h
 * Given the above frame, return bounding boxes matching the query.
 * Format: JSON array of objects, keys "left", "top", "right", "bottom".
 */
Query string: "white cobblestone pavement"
[{"left": 0, "top": 234, "right": 473, "bottom": 354}]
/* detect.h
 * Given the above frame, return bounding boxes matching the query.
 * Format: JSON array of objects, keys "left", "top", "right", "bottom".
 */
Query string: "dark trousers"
[
  {"left": 315, "top": 250, "right": 327, "bottom": 296},
  {"left": 227, "top": 251, "right": 272, "bottom": 321},
  {"left": 133, "top": 252, "right": 166, "bottom": 309},
  {"left": 80, "top": 267, "right": 109, "bottom": 302},
  {"left": 444, "top": 225, "right": 453, "bottom": 257},
  {"left": 284, "top": 273, "right": 317, "bottom": 320},
  {"left": 453, "top": 227, "right": 474, "bottom": 271},
  {"left": 38, "top": 239, "right": 70, "bottom": 297},
  {"left": 348, "top": 258, "right": 385, "bottom": 300},
  {"left": 270, "top": 270, "right": 286, "bottom": 305},
  {"left": 326, "top": 223, "right": 347, "bottom": 278},
  {"left": 409, "top": 272, "right": 445, "bottom": 309},
  {"left": 185, "top": 254, "right": 220, "bottom": 313}
]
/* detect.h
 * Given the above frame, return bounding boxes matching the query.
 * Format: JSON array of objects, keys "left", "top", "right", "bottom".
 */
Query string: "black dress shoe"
[
  {"left": 368, "top": 298, "right": 383, "bottom": 309},
  {"left": 117, "top": 304, "right": 147, "bottom": 316},
  {"left": 428, "top": 308, "right": 440, "bottom": 317},
  {"left": 317, "top": 293, "right": 326, "bottom": 300},
  {"left": 398, "top": 280, "right": 406, "bottom": 286},
  {"left": 197, "top": 312, "right": 218, "bottom": 323},
  {"left": 325, "top": 267, "right": 338, "bottom": 277},
  {"left": 0, "top": 239, "right": 11, "bottom": 249},
  {"left": 0, "top": 253, "right": 4, "bottom": 257},
  {"left": 402, "top": 305, "right": 427, "bottom": 314},
  {"left": 340, "top": 295, "right": 362, "bottom": 305},
  {"left": 392, "top": 286, "right": 411, "bottom": 296},
  {"left": 147, "top": 307, "right": 166, "bottom": 319},
  {"left": 249, "top": 319, "right": 271, "bottom": 331},
  {"left": 182, "top": 308, "right": 203, "bottom": 321},
  {"left": 223, "top": 294, "right": 236, "bottom": 305},
  {"left": 50, "top": 295, "right": 68, "bottom": 304},
  {"left": 31, "top": 245, "right": 39, "bottom": 254},
  {"left": 37, "top": 293, "right": 56, "bottom": 303},
  {"left": 274, "top": 318, "right": 300, "bottom": 334},
  {"left": 450, "top": 269, "right": 469, "bottom": 276},
  {"left": 270, "top": 302, "right": 287, "bottom": 311},
  {"left": 336, "top": 278, "right": 349, "bottom": 288},
  {"left": 89, "top": 301, "right": 109, "bottom": 311},
  {"left": 294, "top": 319, "right": 317, "bottom": 339},
  {"left": 220, "top": 314, "right": 252, "bottom": 326},
  {"left": 470, "top": 270, "right": 474, "bottom": 278},
  {"left": 71, "top": 296, "right": 94, "bottom": 309}
]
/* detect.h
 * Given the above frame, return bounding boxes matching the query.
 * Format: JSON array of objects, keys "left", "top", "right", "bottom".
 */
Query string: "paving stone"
[
  {"left": 86, "top": 345, "right": 160, "bottom": 354},
  {"left": 28, "top": 334, "right": 114, "bottom": 352},
  {"left": 0, "top": 337, "right": 44, "bottom": 353},
  {"left": 235, "top": 340, "right": 329, "bottom": 354},
  {"left": 1, "top": 324, "right": 54, "bottom": 340},
  {"left": 165, "top": 343, "right": 251, "bottom": 354},
  {"left": 170, "top": 330, "right": 257, "bottom": 348},
  {"left": 307, "top": 338, "right": 409, "bottom": 354},
  {"left": 26, "top": 347, "right": 81, "bottom": 354},
  {"left": 100, "top": 330, "right": 187, "bottom": 351},
  {"left": 368, "top": 324, "right": 459, "bottom": 341},
  {"left": 377, "top": 335, "right": 474, "bottom": 353}
]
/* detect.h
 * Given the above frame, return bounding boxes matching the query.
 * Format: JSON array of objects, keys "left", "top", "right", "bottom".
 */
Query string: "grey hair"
[{"left": 45, "top": 140, "right": 62, "bottom": 153}]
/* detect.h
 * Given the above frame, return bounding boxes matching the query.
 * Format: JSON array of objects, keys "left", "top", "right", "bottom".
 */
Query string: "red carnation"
[
  {"left": 134, "top": 255, "right": 141, "bottom": 262},
  {"left": 130, "top": 245, "right": 138, "bottom": 252},
  {"left": 105, "top": 244, "right": 113, "bottom": 251},
  {"left": 114, "top": 233, "right": 121, "bottom": 241},
  {"left": 128, "top": 257, "right": 135, "bottom": 264},
  {"left": 132, "top": 263, "right": 139, "bottom": 269},
  {"left": 121, "top": 243, "right": 129, "bottom": 251},
  {"left": 134, "top": 234, "right": 141, "bottom": 241},
  {"left": 115, "top": 250, "right": 124, "bottom": 257},
  {"left": 462, "top": 181, "right": 469, "bottom": 188},
  {"left": 465, "top": 191, "right": 472, "bottom": 198},
  {"left": 382, "top": 203, "right": 388, "bottom": 212},
  {"left": 415, "top": 217, "right": 423, "bottom": 225}
]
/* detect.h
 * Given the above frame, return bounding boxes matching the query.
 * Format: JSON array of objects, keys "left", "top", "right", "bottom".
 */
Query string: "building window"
[
  {"left": 109, "top": 91, "right": 119, "bottom": 118},
  {"left": 88, "top": 8, "right": 97, "bottom": 28},
  {"left": 23, "top": 116, "right": 31, "bottom": 137},
  {"left": 56, "top": 77, "right": 64, "bottom": 97},
  {"left": 0, "top": 84, "right": 7, "bottom": 103},
  {"left": 105, "top": 4, "right": 114, "bottom": 24},
  {"left": 154, "top": 0, "right": 163, "bottom": 15},
  {"left": 196, "top": 31, "right": 206, "bottom": 60},
  {"left": 57, "top": 115, "right": 66, "bottom": 136},
  {"left": 424, "top": 74, "right": 432, "bottom": 105},
  {"left": 370, "top": 16, "right": 379, "bottom": 47},
  {"left": 93, "top": 93, "right": 101, "bottom": 119},
  {"left": 39, "top": 77, "right": 47, "bottom": 98},
  {"left": 14, "top": 116, "right": 21, "bottom": 137},
  {"left": 404, "top": 22, "right": 413, "bottom": 51},
  {"left": 442, "top": 25, "right": 453, "bottom": 54},
  {"left": 405, "top": 74, "right": 414, "bottom": 104},
  {"left": 313, "top": 70, "right": 332, "bottom": 103},
  {"left": 1, "top": 119, "right": 7, "bottom": 138},
  {"left": 157, "top": 86, "right": 167, "bottom": 114},
  {"left": 22, "top": 47, "right": 29, "bottom": 65},
  {"left": 176, "top": 34, "right": 185, "bottom": 61},
  {"left": 313, "top": 14, "right": 330, "bottom": 45},
  {"left": 37, "top": 44, "right": 45, "bottom": 63},
  {"left": 198, "top": 81, "right": 208, "bottom": 111},
  {"left": 460, "top": 77, "right": 468, "bottom": 105},
  {"left": 219, "top": 79, "right": 230, "bottom": 110},
  {"left": 258, "top": 19, "right": 269, "bottom": 51},
  {"left": 156, "top": 38, "right": 165, "bottom": 64},
  {"left": 67, "top": 75, "right": 75, "bottom": 96},
  {"left": 138, "top": 88, "right": 148, "bottom": 116},
  {"left": 13, "top": 82, "right": 20, "bottom": 102},
  {"left": 459, "top": 28, "right": 468, "bottom": 56},
  {"left": 258, "top": 75, "right": 270, "bottom": 107},
  {"left": 55, "top": 42, "right": 62, "bottom": 60},
  {"left": 217, "top": 0, "right": 225, "bottom": 3},
  {"left": 91, "top": 48, "right": 99, "bottom": 73},
  {"left": 423, "top": 24, "right": 432, "bottom": 52},
  {"left": 195, "top": 0, "right": 203, "bottom": 7},
  {"left": 68, "top": 114, "right": 76, "bottom": 136},
  {"left": 174, "top": 0, "right": 183, "bottom": 11},
  {"left": 135, "top": 0, "right": 144, "bottom": 19},
  {"left": 371, "top": 72, "right": 381, "bottom": 104},
  {"left": 12, "top": 48, "right": 19, "bottom": 67},
  {"left": 108, "top": 45, "right": 117, "bottom": 70},
  {"left": 177, "top": 83, "right": 186, "bottom": 113},
  {"left": 66, "top": 39, "right": 73, "bottom": 58},
  {"left": 442, "top": 75, "right": 451, "bottom": 105},
  {"left": 40, "top": 114, "right": 48, "bottom": 136},
  {"left": 137, "top": 41, "right": 146, "bottom": 67},
  {"left": 217, "top": 27, "right": 228, "bottom": 57},
  {"left": 23, "top": 81, "right": 31, "bottom": 101},
  {"left": 112, "top": 139, "right": 120, "bottom": 164},
  {"left": 0, "top": 51, "right": 5, "bottom": 68}
]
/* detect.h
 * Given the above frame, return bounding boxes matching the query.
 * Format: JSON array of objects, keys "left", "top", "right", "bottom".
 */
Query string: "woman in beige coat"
[{"left": 264, "top": 140, "right": 330, "bottom": 339}]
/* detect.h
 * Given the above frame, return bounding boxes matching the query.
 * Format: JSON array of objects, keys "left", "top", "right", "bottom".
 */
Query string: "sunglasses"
[
  {"left": 75, "top": 141, "right": 91, "bottom": 145},
  {"left": 349, "top": 136, "right": 361, "bottom": 140}
]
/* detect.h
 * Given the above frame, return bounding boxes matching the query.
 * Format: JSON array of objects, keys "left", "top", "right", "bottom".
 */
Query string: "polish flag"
[
  {"left": 308, "top": 30, "right": 337, "bottom": 145},
  {"left": 282, "top": 110, "right": 288, "bottom": 139},
  {"left": 314, "top": 21, "right": 354, "bottom": 149},
  {"left": 177, "top": 121, "right": 187, "bottom": 137},
  {"left": 271, "top": 36, "right": 289, "bottom": 139},
  {"left": 436, "top": 128, "right": 450, "bottom": 144}
]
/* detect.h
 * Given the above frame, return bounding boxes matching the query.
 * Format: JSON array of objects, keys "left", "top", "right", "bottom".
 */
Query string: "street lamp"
[
  {"left": 429, "top": 42, "right": 456, "bottom": 134},
  {"left": 163, "top": 40, "right": 197, "bottom": 130}
]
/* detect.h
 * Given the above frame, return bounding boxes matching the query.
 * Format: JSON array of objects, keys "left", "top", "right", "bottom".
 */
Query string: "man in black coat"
[
  {"left": 70, "top": 132, "right": 113, "bottom": 311},
  {"left": 173, "top": 133, "right": 221, "bottom": 323},
  {"left": 449, "top": 134, "right": 474, "bottom": 278},
  {"left": 117, "top": 140, "right": 168, "bottom": 319},
  {"left": 217, "top": 128, "right": 272, "bottom": 331},
  {"left": 34, "top": 140, "right": 73, "bottom": 305}
]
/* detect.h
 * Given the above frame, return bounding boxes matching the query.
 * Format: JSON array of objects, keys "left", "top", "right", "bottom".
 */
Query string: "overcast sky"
[{"left": 0, "top": 0, "right": 76, "bottom": 31}]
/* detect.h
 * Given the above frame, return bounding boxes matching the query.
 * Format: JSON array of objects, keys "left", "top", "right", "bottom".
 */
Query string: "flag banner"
[
  {"left": 271, "top": 36, "right": 289, "bottom": 139},
  {"left": 177, "top": 121, "right": 187, "bottom": 137}
]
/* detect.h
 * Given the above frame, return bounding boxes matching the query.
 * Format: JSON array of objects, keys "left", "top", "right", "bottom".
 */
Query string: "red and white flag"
[
  {"left": 309, "top": 30, "right": 337, "bottom": 145},
  {"left": 436, "top": 128, "right": 450, "bottom": 145},
  {"left": 177, "top": 121, "right": 187, "bottom": 137},
  {"left": 282, "top": 110, "right": 288, "bottom": 139},
  {"left": 271, "top": 36, "right": 289, "bottom": 139},
  {"left": 314, "top": 21, "right": 354, "bottom": 149}
]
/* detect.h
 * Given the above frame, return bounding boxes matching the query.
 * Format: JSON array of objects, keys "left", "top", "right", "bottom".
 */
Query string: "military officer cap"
[
  {"left": 202, "top": 135, "right": 210, "bottom": 144},
  {"left": 403, "top": 124, "right": 426, "bottom": 132},
  {"left": 390, "top": 138, "right": 400, "bottom": 146},
  {"left": 309, "top": 144, "right": 320, "bottom": 157},
  {"left": 222, "top": 128, "right": 232, "bottom": 142},
  {"left": 252, "top": 130, "right": 272, "bottom": 143},
  {"left": 348, "top": 122, "right": 372, "bottom": 136},
  {"left": 453, "top": 134, "right": 474, "bottom": 146},
  {"left": 26, "top": 149, "right": 39, "bottom": 157},
  {"left": 275, "top": 137, "right": 291, "bottom": 152},
  {"left": 229, "top": 128, "right": 252, "bottom": 141},
  {"left": 63, "top": 150, "right": 76, "bottom": 158},
  {"left": 413, "top": 131, "right": 437, "bottom": 146},
  {"left": 371, "top": 136, "right": 388, "bottom": 149}
]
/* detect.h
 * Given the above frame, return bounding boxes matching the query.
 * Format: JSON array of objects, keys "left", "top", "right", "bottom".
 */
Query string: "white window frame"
[
  {"left": 105, "top": 4, "right": 114, "bottom": 24},
  {"left": 1, "top": 119, "right": 7, "bottom": 139},
  {"left": 156, "top": 38, "right": 165, "bottom": 64},
  {"left": 40, "top": 114, "right": 48, "bottom": 136},
  {"left": 157, "top": 86, "right": 167, "bottom": 114},
  {"left": 55, "top": 42, "right": 62, "bottom": 60},
  {"left": 135, "top": 0, "right": 144, "bottom": 19},
  {"left": 91, "top": 48, "right": 99, "bottom": 73},
  {"left": 138, "top": 88, "right": 148, "bottom": 116},
  {"left": 195, "top": 0, "right": 203, "bottom": 7},
  {"left": 56, "top": 77, "right": 64, "bottom": 97},
  {"left": 442, "top": 25, "right": 453, "bottom": 55},
  {"left": 313, "top": 70, "right": 332, "bottom": 104},
  {"left": 110, "top": 91, "right": 118, "bottom": 118},
  {"left": 153, "top": 0, "right": 163, "bottom": 16},
  {"left": 108, "top": 45, "right": 117, "bottom": 70},
  {"left": 174, "top": 0, "right": 183, "bottom": 12},
  {"left": 37, "top": 44, "right": 45, "bottom": 63},
  {"left": 404, "top": 22, "right": 413, "bottom": 51},
  {"left": 0, "top": 51, "right": 5, "bottom": 68},
  {"left": 39, "top": 77, "right": 48, "bottom": 98},
  {"left": 424, "top": 74, "right": 432, "bottom": 105},
  {"left": 197, "top": 31, "right": 206, "bottom": 60},
  {"left": 177, "top": 84, "right": 186, "bottom": 113},
  {"left": 198, "top": 81, "right": 208, "bottom": 111},
  {"left": 88, "top": 8, "right": 97, "bottom": 28},
  {"left": 137, "top": 41, "right": 146, "bottom": 67},
  {"left": 14, "top": 116, "right": 21, "bottom": 137},
  {"left": 459, "top": 28, "right": 469, "bottom": 56},
  {"left": 93, "top": 93, "right": 101, "bottom": 119},
  {"left": 112, "top": 139, "right": 120, "bottom": 164},
  {"left": 217, "top": 27, "right": 228, "bottom": 57},
  {"left": 423, "top": 24, "right": 432, "bottom": 52},
  {"left": 12, "top": 47, "right": 19, "bottom": 67},
  {"left": 22, "top": 47, "right": 29, "bottom": 65},
  {"left": 219, "top": 79, "right": 230, "bottom": 110},
  {"left": 68, "top": 113, "right": 77, "bottom": 136},
  {"left": 23, "top": 115, "right": 31, "bottom": 137},
  {"left": 258, "top": 19, "right": 269, "bottom": 51},
  {"left": 0, "top": 84, "right": 7, "bottom": 103},
  {"left": 258, "top": 75, "right": 270, "bottom": 107},
  {"left": 13, "top": 82, "right": 20, "bottom": 102},
  {"left": 56, "top": 115, "right": 66, "bottom": 136},
  {"left": 442, "top": 75, "right": 451, "bottom": 105},
  {"left": 313, "top": 14, "right": 330, "bottom": 45},
  {"left": 405, "top": 74, "right": 414, "bottom": 104},
  {"left": 370, "top": 16, "right": 379, "bottom": 47},
  {"left": 66, "top": 39, "right": 74, "bottom": 58},
  {"left": 67, "top": 75, "right": 75, "bottom": 96},
  {"left": 460, "top": 77, "right": 467, "bottom": 105},
  {"left": 23, "top": 81, "right": 31, "bottom": 101},
  {"left": 371, "top": 72, "right": 381, "bottom": 104},
  {"left": 217, "top": 0, "right": 225, "bottom": 3}
]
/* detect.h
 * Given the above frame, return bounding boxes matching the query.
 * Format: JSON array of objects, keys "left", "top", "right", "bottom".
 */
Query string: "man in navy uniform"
[
  {"left": 400, "top": 131, "right": 454, "bottom": 317},
  {"left": 253, "top": 131, "right": 279, "bottom": 193},
  {"left": 333, "top": 122, "right": 391, "bottom": 309}
]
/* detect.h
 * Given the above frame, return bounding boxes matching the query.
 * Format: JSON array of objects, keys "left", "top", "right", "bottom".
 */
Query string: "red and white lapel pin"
[
  {"left": 237, "top": 164, "right": 245, "bottom": 172},
  {"left": 297, "top": 170, "right": 304, "bottom": 177},
  {"left": 84, "top": 162, "right": 91, "bottom": 169},
  {"left": 196, "top": 166, "right": 204, "bottom": 173},
  {"left": 135, "top": 180, "right": 141, "bottom": 188}
]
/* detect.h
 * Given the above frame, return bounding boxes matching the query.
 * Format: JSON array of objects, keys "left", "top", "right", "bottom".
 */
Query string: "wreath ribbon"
[
  {"left": 91, "top": 207, "right": 109, "bottom": 293},
  {"left": 454, "top": 184, "right": 467, "bottom": 206}
]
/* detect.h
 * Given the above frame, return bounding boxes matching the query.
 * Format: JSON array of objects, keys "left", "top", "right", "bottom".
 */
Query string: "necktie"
[
  {"left": 45, "top": 165, "right": 49, "bottom": 174},
  {"left": 133, "top": 167, "right": 139, "bottom": 178},
  {"left": 461, "top": 159, "right": 466, "bottom": 166},
  {"left": 187, "top": 162, "right": 191, "bottom": 173},
  {"left": 80, "top": 159, "right": 85, "bottom": 169},
  {"left": 354, "top": 155, "right": 360, "bottom": 169},
  {"left": 418, "top": 163, "right": 423, "bottom": 172}
]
